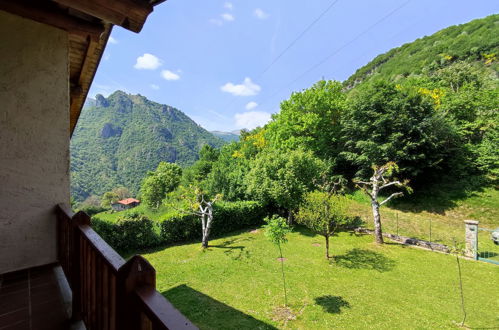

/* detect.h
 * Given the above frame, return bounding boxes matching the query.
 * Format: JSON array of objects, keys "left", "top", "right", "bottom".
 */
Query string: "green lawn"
[
  {"left": 140, "top": 226, "right": 499, "bottom": 329},
  {"left": 348, "top": 187, "right": 499, "bottom": 261}
]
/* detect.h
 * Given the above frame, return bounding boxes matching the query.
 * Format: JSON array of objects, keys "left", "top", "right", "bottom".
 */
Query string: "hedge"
[{"left": 91, "top": 201, "right": 266, "bottom": 252}]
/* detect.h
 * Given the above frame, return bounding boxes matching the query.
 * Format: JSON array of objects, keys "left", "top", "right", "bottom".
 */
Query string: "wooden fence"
[{"left": 56, "top": 204, "right": 196, "bottom": 330}]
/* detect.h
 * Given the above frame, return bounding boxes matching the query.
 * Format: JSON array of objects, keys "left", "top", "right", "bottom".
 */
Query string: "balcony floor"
[{"left": 0, "top": 265, "right": 69, "bottom": 330}]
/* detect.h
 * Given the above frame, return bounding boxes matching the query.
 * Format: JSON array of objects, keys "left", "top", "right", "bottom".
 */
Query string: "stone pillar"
[{"left": 464, "top": 220, "right": 479, "bottom": 259}]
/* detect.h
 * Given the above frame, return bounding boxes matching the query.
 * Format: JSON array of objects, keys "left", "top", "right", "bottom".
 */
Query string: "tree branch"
[
  {"left": 379, "top": 181, "right": 402, "bottom": 190},
  {"left": 380, "top": 192, "right": 403, "bottom": 206}
]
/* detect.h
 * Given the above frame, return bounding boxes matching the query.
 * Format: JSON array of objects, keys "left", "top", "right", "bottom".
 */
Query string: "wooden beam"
[
  {"left": 53, "top": 0, "right": 153, "bottom": 33},
  {"left": 0, "top": 0, "right": 104, "bottom": 40}
]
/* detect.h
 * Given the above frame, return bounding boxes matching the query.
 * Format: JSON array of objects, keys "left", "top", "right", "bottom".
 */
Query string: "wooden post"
[
  {"left": 117, "top": 255, "right": 156, "bottom": 330},
  {"left": 71, "top": 211, "right": 90, "bottom": 321}
]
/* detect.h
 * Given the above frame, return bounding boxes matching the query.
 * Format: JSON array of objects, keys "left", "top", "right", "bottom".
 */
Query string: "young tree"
[
  {"left": 354, "top": 162, "right": 410, "bottom": 244},
  {"left": 295, "top": 192, "right": 351, "bottom": 259},
  {"left": 140, "top": 162, "right": 182, "bottom": 208},
  {"left": 264, "top": 215, "right": 291, "bottom": 306}
]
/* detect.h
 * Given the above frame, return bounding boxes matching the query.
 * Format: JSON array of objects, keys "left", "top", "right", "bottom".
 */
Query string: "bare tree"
[
  {"left": 354, "top": 162, "right": 410, "bottom": 244},
  {"left": 195, "top": 194, "right": 221, "bottom": 248},
  {"left": 173, "top": 186, "right": 222, "bottom": 248}
]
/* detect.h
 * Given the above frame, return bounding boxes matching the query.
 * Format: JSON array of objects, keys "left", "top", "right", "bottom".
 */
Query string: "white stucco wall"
[{"left": 0, "top": 10, "right": 70, "bottom": 273}]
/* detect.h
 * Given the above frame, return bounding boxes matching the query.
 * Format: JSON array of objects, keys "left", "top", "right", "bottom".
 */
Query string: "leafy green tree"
[
  {"left": 264, "top": 215, "right": 291, "bottom": 306},
  {"left": 140, "top": 162, "right": 182, "bottom": 208},
  {"left": 207, "top": 142, "right": 250, "bottom": 201},
  {"left": 246, "top": 148, "right": 326, "bottom": 222},
  {"left": 341, "top": 80, "right": 458, "bottom": 184},
  {"left": 184, "top": 144, "right": 220, "bottom": 184},
  {"left": 112, "top": 186, "right": 131, "bottom": 200},
  {"left": 295, "top": 192, "right": 351, "bottom": 259},
  {"left": 101, "top": 191, "right": 119, "bottom": 208},
  {"left": 266, "top": 80, "right": 346, "bottom": 159}
]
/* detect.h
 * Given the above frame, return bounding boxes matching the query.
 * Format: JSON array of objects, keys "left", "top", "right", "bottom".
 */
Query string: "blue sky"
[{"left": 89, "top": 0, "right": 498, "bottom": 132}]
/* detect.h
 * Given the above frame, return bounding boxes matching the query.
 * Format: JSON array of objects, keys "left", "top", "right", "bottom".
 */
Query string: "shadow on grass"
[
  {"left": 388, "top": 176, "right": 488, "bottom": 215},
  {"left": 163, "top": 284, "right": 277, "bottom": 330},
  {"left": 293, "top": 225, "right": 317, "bottom": 237},
  {"left": 332, "top": 248, "right": 396, "bottom": 272},
  {"left": 209, "top": 237, "right": 254, "bottom": 260},
  {"left": 125, "top": 227, "right": 260, "bottom": 258},
  {"left": 314, "top": 295, "right": 350, "bottom": 314}
]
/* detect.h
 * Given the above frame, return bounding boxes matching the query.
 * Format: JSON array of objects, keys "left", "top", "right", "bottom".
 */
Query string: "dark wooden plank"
[
  {"left": 0, "top": 0, "right": 104, "bottom": 39},
  {"left": 53, "top": 0, "right": 153, "bottom": 33}
]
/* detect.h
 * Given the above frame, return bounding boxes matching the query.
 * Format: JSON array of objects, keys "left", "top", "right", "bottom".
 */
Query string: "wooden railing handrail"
[
  {"left": 78, "top": 224, "right": 125, "bottom": 273},
  {"left": 55, "top": 203, "right": 198, "bottom": 330},
  {"left": 134, "top": 286, "right": 196, "bottom": 330}
]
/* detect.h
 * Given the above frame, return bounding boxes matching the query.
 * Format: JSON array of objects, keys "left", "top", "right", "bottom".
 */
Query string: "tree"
[
  {"left": 341, "top": 80, "right": 457, "bottom": 185},
  {"left": 354, "top": 162, "right": 410, "bottom": 244},
  {"left": 264, "top": 215, "right": 291, "bottom": 306},
  {"left": 140, "top": 162, "right": 182, "bottom": 208},
  {"left": 101, "top": 191, "right": 119, "bottom": 208},
  {"left": 246, "top": 148, "right": 325, "bottom": 223},
  {"left": 266, "top": 80, "right": 346, "bottom": 159},
  {"left": 295, "top": 191, "right": 351, "bottom": 259},
  {"left": 172, "top": 186, "right": 222, "bottom": 248},
  {"left": 112, "top": 186, "right": 131, "bottom": 200}
]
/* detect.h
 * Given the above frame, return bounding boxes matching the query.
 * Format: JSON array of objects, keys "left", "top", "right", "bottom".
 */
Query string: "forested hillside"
[
  {"left": 71, "top": 91, "right": 223, "bottom": 201},
  {"left": 183, "top": 14, "right": 498, "bottom": 208},
  {"left": 345, "top": 14, "right": 499, "bottom": 87}
]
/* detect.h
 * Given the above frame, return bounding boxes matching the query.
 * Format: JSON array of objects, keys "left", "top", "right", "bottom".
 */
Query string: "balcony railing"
[{"left": 56, "top": 204, "right": 196, "bottom": 330}]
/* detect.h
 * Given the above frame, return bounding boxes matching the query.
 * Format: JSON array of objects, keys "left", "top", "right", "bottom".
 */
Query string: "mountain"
[
  {"left": 71, "top": 91, "right": 223, "bottom": 201},
  {"left": 345, "top": 14, "right": 499, "bottom": 88},
  {"left": 210, "top": 130, "right": 240, "bottom": 142}
]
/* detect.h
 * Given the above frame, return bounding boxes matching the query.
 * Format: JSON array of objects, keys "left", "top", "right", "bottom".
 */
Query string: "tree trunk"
[
  {"left": 325, "top": 235, "right": 330, "bottom": 259},
  {"left": 372, "top": 201, "right": 384, "bottom": 244},
  {"left": 278, "top": 243, "right": 288, "bottom": 306},
  {"left": 201, "top": 207, "right": 213, "bottom": 248},
  {"left": 287, "top": 210, "right": 293, "bottom": 226}
]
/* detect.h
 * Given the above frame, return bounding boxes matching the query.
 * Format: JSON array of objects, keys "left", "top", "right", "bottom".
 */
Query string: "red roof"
[{"left": 118, "top": 198, "right": 140, "bottom": 205}]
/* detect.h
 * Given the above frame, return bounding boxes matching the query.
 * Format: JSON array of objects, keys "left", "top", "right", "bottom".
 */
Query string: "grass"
[
  {"left": 347, "top": 187, "right": 499, "bottom": 262},
  {"left": 140, "top": 226, "right": 499, "bottom": 329}
]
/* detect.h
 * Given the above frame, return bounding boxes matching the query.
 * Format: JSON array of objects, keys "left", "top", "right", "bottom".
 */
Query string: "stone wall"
[{"left": 0, "top": 11, "right": 69, "bottom": 273}]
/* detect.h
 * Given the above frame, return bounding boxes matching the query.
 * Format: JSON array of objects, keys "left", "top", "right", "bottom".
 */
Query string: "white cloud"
[
  {"left": 161, "top": 70, "right": 180, "bottom": 81},
  {"left": 221, "top": 13, "right": 234, "bottom": 21},
  {"left": 134, "top": 53, "right": 162, "bottom": 70},
  {"left": 254, "top": 8, "right": 269, "bottom": 20},
  {"left": 221, "top": 77, "right": 261, "bottom": 96},
  {"left": 150, "top": 84, "right": 160, "bottom": 90},
  {"left": 209, "top": 18, "right": 223, "bottom": 26},
  {"left": 245, "top": 101, "right": 258, "bottom": 110},
  {"left": 224, "top": 2, "right": 233, "bottom": 10},
  {"left": 108, "top": 36, "right": 118, "bottom": 44},
  {"left": 234, "top": 111, "right": 271, "bottom": 129}
]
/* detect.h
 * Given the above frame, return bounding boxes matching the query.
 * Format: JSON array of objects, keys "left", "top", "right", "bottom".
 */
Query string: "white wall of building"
[{"left": 0, "top": 10, "right": 70, "bottom": 273}]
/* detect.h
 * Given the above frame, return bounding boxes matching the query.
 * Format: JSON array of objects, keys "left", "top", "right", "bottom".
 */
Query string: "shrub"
[
  {"left": 159, "top": 201, "right": 266, "bottom": 245},
  {"left": 92, "top": 211, "right": 160, "bottom": 252},
  {"left": 92, "top": 201, "right": 267, "bottom": 251}
]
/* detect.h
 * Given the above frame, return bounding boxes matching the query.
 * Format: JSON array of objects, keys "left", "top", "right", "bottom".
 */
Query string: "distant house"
[{"left": 111, "top": 198, "right": 140, "bottom": 211}]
